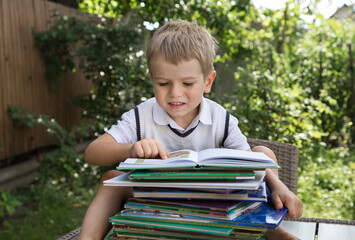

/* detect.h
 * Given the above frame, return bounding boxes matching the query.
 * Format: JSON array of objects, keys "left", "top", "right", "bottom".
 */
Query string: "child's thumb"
[{"left": 272, "top": 193, "right": 283, "bottom": 210}]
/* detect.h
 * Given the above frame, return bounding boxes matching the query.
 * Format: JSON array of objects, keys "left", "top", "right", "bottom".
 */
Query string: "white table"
[
  {"left": 281, "top": 220, "right": 355, "bottom": 240},
  {"left": 318, "top": 222, "right": 355, "bottom": 240},
  {"left": 281, "top": 220, "right": 317, "bottom": 240}
]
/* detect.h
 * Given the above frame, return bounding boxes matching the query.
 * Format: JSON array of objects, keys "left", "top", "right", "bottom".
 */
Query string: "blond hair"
[{"left": 146, "top": 20, "right": 218, "bottom": 77}]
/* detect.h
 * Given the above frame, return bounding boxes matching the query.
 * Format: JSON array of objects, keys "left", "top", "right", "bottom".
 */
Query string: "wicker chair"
[{"left": 247, "top": 138, "right": 299, "bottom": 194}]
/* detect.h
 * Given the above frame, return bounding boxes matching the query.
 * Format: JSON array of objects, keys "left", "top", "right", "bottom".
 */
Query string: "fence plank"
[
  {"left": 0, "top": 0, "right": 92, "bottom": 163},
  {"left": 0, "top": 0, "right": 7, "bottom": 159}
]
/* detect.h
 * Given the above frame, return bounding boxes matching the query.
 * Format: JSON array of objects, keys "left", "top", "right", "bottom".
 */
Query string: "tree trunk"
[
  {"left": 277, "top": 3, "right": 289, "bottom": 53},
  {"left": 348, "top": 43, "right": 355, "bottom": 147}
]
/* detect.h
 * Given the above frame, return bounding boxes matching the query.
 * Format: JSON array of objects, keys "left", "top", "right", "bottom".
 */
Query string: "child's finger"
[
  {"left": 290, "top": 197, "right": 303, "bottom": 218},
  {"left": 156, "top": 141, "right": 168, "bottom": 159},
  {"left": 140, "top": 140, "right": 153, "bottom": 158},
  {"left": 297, "top": 200, "right": 303, "bottom": 217},
  {"left": 132, "top": 142, "right": 144, "bottom": 158},
  {"left": 148, "top": 141, "right": 160, "bottom": 158},
  {"left": 271, "top": 193, "right": 283, "bottom": 210}
]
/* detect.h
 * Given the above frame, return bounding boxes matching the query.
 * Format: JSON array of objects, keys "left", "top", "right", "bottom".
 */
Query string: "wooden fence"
[{"left": 0, "top": 0, "right": 92, "bottom": 163}]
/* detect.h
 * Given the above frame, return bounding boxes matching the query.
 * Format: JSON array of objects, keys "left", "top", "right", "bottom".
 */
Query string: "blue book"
[
  {"left": 118, "top": 202, "right": 288, "bottom": 229},
  {"left": 213, "top": 203, "right": 288, "bottom": 228}
]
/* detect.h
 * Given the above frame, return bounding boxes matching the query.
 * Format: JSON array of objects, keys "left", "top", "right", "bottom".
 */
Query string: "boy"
[{"left": 79, "top": 20, "right": 302, "bottom": 240}]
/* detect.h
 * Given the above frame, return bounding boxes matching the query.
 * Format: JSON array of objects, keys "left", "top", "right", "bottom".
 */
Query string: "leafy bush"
[
  {"left": 0, "top": 190, "right": 22, "bottom": 218},
  {"left": 2, "top": 106, "right": 103, "bottom": 239},
  {"left": 8, "top": 105, "right": 102, "bottom": 191},
  {"left": 298, "top": 147, "right": 355, "bottom": 220},
  {"left": 33, "top": 11, "right": 153, "bottom": 133}
]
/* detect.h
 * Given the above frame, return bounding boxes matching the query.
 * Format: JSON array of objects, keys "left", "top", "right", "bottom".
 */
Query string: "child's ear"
[{"left": 204, "top": 70, "right": 216, "bottom": 93}]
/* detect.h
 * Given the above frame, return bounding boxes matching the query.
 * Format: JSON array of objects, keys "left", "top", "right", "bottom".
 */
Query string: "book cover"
[
  {"left": 116, "top": 210, "right": 264, "bottom": 231},
  {"left": 117, "top": 202, "right": 287, "bottom": 229},
  {"left": 111, "top": 223, "right": 264, "bottom": 240},
  {"left": 103, "top": 171, "right": 266, "bottom": 190},
  {"left": 108, "top": 217, "right": 234, "bottom": 236},
  {"left": 227, "top": 202, "right": 288, "bottom": 228},
  {"left": 132, "top": 182, "right": 267, "bottom": 202},
  {"left": 129, "top": 169, "right": 256, "bottom": 180},
  {"left": 124, "top": 199, "right": 262, "bottom": 220},
  {"left": 127, "top": 198, "right": 255, "bottom": 212}
]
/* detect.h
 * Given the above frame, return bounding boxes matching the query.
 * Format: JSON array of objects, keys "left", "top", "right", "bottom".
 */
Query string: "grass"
[
  {"left": 0, "top": 183, "right": 98, "bottom": 239},
  {"left": 0, "top": 147, "right": 354, "bottom": 239},
  {"left": 2, "top": 203, "right": 88, "bottom": 240}
]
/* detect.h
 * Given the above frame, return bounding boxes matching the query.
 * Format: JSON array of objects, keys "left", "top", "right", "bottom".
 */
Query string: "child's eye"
[
  {"left": 158, "top": 82, "right": 168, "bottom": 86},
  {"left": 183, "top": 82, "right": 193, "bottom": 86}
]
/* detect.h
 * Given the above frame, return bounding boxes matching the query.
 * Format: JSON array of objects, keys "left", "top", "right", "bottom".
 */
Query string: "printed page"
[
  {"left": 117, "top": 149, "right": 199, "bottom": 169},
  {"left": 197, "top": 148, "right": 274, "bottom": 163},
  {"left": 123, "top": 149, "right": 198, "bottom": 164}
]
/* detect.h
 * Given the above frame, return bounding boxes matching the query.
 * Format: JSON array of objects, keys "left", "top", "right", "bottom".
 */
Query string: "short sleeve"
[
  {"left": 223, "top": 114, "right": 250, "bottom": 151},
  {"left": 106, "top": 108, "right": 137, "bottom": 143}
]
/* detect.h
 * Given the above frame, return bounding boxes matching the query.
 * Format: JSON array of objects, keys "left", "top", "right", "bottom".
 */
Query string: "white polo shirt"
[{"left": 107, "top": 97, "right": 250, "bottom": 152}]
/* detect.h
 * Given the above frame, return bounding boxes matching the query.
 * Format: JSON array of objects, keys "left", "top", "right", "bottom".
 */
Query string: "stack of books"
[{"left": 104, "top": 148, "right": 288, "bottom": 240}]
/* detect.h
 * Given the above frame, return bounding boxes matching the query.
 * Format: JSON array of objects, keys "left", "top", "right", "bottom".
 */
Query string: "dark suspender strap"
[
  {"left": 134, "top": 107, "right": 141, "bottom": 141},
  {"left": 221, "top": 111, "right": 230, "bottom": 147},
  {"left": 168, "top": 122, "right": 199, "bottom": 138}
]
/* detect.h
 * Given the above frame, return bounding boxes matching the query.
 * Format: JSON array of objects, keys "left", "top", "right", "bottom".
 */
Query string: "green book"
[
  {"left": 110, "top": 224, "right": 264, "bottom": 240},
  {"left": 104, "top": 171, "right": 266, "bottom": 190},
  {"left": 109, "top": 217, "right": 234, "bottom": 236},
  {"left": 129, "top": 169, "right": 255, "bottom": 180}
]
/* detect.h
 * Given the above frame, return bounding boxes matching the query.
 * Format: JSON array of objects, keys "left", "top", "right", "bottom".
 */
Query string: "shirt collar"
[{"left": 152, "top": 97, "right": 212, "bottom": 131}]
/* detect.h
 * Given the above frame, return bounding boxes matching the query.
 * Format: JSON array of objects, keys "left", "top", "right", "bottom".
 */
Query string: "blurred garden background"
[{"left": 0, "top": 0, "right": 354, "bottom": 239}]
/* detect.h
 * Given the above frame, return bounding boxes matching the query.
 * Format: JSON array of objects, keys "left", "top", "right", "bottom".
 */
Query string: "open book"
[{"left": 117, "top": 148, "right": 280, "bottom": 170}]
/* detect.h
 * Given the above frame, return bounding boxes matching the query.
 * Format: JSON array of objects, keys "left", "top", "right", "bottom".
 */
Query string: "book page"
[
  {"left": 197, "top": 148, "right": 274, "bottom": 163},
  {"left": 122, "top": 149, "right": 199, "bottom": 165}
]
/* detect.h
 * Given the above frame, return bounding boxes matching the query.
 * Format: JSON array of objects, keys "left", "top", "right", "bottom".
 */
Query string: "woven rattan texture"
[
  {"left": 289, "top": 217, "right": 355, "bottom": 225},
  {"left": 247, "top": 138, "right": 299, "bottom": 194},
  {"left": 57, "top": 227, "right": 80, "bottom": 240}
]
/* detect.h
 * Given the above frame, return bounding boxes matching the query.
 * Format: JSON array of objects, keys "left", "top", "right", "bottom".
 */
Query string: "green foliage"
[
  {"left": 2, "top": 106, "right": 102, "bottom": 238},
  {"left": 298, "top": 147, "right": 355, "bottom": 220},
  {"left": 0, "top": 183, "right": 96, "bottom": 240},
  {"left": 9, "top": 105, "right": 72, "bottom": 143},
  {"left": 8, "top": 105, "right": 102, "bottom": 189},
  {"left": 33, "top": 11, "right": 153, "bottom": 132},
  {"left": 206, "top": 4, "right": 355, "bottom": 156},
  {"left": 32, "top": 13, "right": 78, "bottom": 91},
  {"left": 0, "top": 189, "right": 22, "bottom": 218}
]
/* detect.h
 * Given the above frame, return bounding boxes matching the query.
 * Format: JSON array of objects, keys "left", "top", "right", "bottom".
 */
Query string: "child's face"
[{"left": 149, "top": 54, "right": 215, "bottom": 129}]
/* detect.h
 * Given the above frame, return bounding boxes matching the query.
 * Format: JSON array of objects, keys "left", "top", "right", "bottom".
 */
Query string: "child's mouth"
[{"left": 168, "top": 102, "right": 185, "bottom": 109}]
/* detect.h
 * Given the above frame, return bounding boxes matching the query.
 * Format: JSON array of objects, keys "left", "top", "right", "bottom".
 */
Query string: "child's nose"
[{"left": 170, "top": 84, "right": 183, "bottom": 97}]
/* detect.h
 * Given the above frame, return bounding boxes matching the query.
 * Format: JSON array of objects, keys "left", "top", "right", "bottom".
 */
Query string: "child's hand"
[
  {"left": 131, "top": 138, "right": 169, "bottom": 159},
  {"left": 271, "top": 187, "right": 303, "bottom": 218}
]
